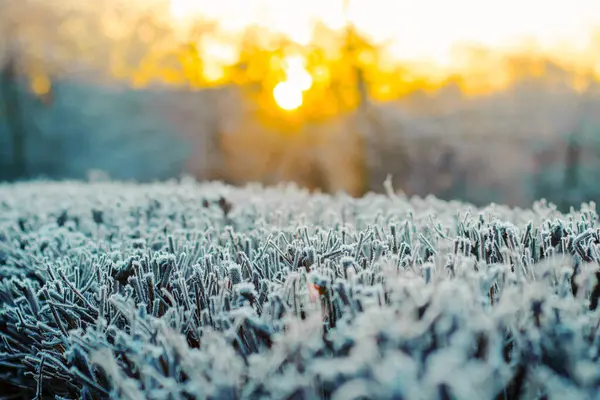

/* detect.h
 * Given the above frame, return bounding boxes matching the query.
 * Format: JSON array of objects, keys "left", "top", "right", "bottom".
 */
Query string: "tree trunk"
[{"left": 1, "top": 56, "right": 27, "bottom": 180}]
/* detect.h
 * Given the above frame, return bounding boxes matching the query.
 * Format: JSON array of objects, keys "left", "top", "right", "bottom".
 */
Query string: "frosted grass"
[{"left": 1, "top": 178, "right": 600, "bottom": 399}]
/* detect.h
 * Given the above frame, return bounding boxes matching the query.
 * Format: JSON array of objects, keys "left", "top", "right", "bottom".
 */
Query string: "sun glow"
[
  {"left": 272, "top": 56, "right": 313, "bottom": 110},
  {"left": 160, "top": 0, "right": 600, "bottom": 105}
]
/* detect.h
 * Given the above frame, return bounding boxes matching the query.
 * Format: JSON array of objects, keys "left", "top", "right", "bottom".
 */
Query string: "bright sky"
[
  {"left": 166, "top": 0, "right": 600, "bottom": 109},
  {"left": 169, "top": 0, "right": 600, "bottom": 66}
]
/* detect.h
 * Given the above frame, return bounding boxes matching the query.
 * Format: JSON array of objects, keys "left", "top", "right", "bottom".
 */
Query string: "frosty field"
[{"left": 1, "top": 179, "right": 600, "bottom": 399}]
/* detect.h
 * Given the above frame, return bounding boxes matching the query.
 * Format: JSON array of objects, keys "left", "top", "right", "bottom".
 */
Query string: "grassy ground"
[{"left": 1, "top": 179, "right": 600, "bottom": 399}]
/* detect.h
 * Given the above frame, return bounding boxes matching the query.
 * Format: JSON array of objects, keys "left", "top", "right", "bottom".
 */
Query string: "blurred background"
[{"left": 1, "top": 0, "right": 600, "bottom": 211}]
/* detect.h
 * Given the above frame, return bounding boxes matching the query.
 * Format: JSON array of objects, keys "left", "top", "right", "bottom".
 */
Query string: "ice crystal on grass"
[{"left": 1, "top": 180, "right": 600, "bottom": 399}]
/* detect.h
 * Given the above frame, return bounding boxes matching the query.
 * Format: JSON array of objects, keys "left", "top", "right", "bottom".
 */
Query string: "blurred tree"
[
  {"left": 0, "top": 0, "right": 416, "bottom": 193},
  {"left": 0, "top": 51, "right": 27, "bottom": 179},
  {"left": 212, "top": 4, "right": 413, "bottom": 196},
  {"left": 532, "top": 88, "right": 600, "bottom": 211},
  {"left": 0, "top": 0, "right": 217, "bottom": 181},
  {"left": 0, "top": 0, "right": 76, "bottom": 180},
  {"left": 339, "top": 0, "right": 411, "bottom": 195}
]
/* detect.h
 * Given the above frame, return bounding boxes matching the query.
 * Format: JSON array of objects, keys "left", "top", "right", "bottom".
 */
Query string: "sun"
[
  {"left": 273, "top": 56, "right": 313, "bottom": 110},
  {"left": 273, "top": 82, "right": 303, "bottom": 110}
]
